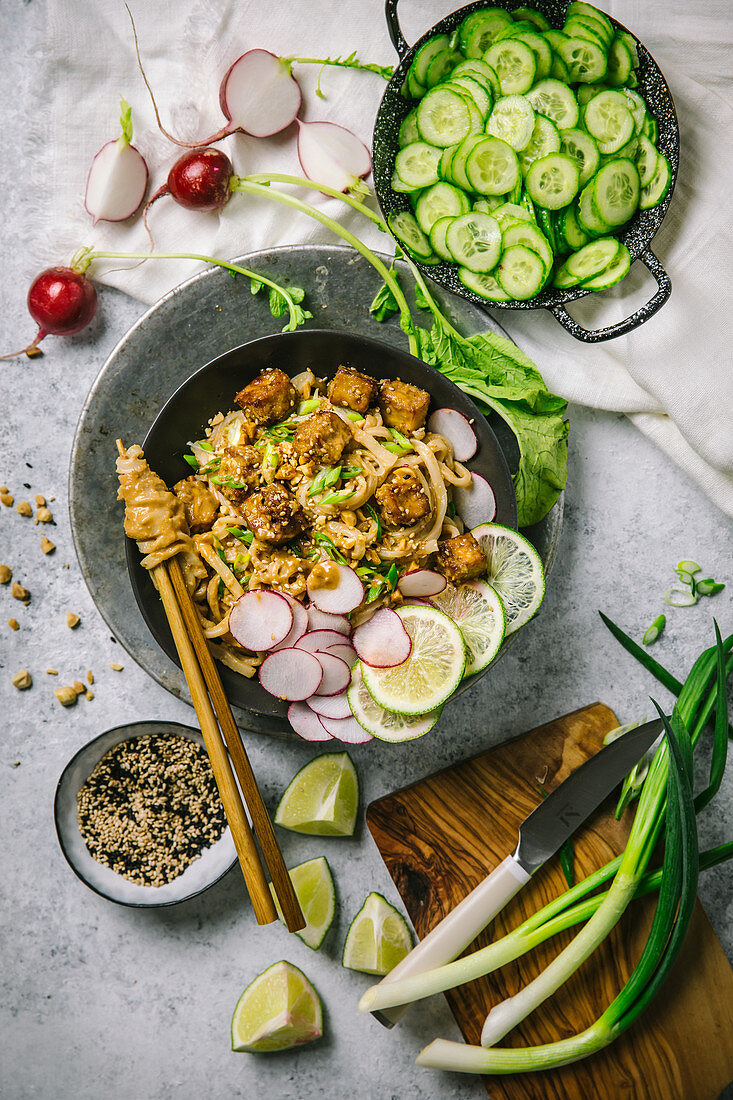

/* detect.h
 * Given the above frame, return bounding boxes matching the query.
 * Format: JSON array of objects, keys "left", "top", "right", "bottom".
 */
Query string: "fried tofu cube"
[
  {"left": 292, "top": 408, "right": 352, "bottom": 464},
  {"left": 241, "top": 484, "right": 306, "bottom": 545},
  {"left": 172, "top": 476, "right": 220, "bottom": 533},
  {"left": 378, "top": 378, "right": 430, "bottom": 434},
  {"left": 374, "top": 468, "right": 431, "bottom": 527},
  {"left": 327, "top": 366, "right": 378, "bottom": 414},
  {"left": 436, "top": 532, "right": 487, "bottom": 586},
  {"left": 213, "top": 445, "right": 262, "bottom": 504},
  {"left": 234, "top": 368, "right": 296, "bottom": 426}
]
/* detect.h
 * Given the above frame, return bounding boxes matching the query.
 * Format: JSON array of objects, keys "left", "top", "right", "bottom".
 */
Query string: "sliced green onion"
[
  {"left": 697, "top": 578, "right": 725, "bottom": 597},
  {"left": 183, "top": 454, "right": 199, "bottom": 470},
  {"left": 364, "top": 502, "right": 382, "bottom": 539},
  {"left": 262, "top": 442, "right": 279, "bottom": 470},
  {"left": 664, "top": 587, "right": 697, "bottom": 607},
  {"left": 298, "top": 397, "right": 321, "bottom": 415},
  {"left": 340, "top": 465, "right": 363, "bottom": 478},
  {"left": 196, "top": 440, "right": 214, "bottom": 451},
  {"left": 211, "top": 474, "right": 246, "bottom": 489},
  {"left": 313, "top": 531, "right": 349, "bottom": 565},
  {"left": 642, "top": 614, "right": 666, "bottom": 646},
  {"left": 385, "top": 563, "right": 399, "bottom": 589},
  {"left": 365, "top": 582, "right": 385, "bottom": 603},
  {"left": 598, "top": 613, "right": 683, "bottom": 696},
  {"left": 346, "top": 411, "right": 365, "bottom": 422},
  {"left": 228, "top": 526, "right": 254, "bottom": 545},
  {"left": 676, "top": 560, "right": 700, "bottom": 575},
  {"left": 319, "top": 488, "right": 355, "bottom": 506}
]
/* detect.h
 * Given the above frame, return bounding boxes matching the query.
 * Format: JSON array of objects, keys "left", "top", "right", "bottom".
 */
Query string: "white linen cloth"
[{"left": 36, "top": 0, "right": 733, "bottom": 515}]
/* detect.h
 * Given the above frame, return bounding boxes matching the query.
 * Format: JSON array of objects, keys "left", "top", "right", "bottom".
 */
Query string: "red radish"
[
  {"left": 454, "top": 473, "right": 497, "bottom": 528},
  {"left": 306, "top": 562, "right": 364, "bottom": 614},
  {"left": 398, "top": 569, "right": 447, "bottom": 599},
  {"left": 427, "top": 409, "right": 478, "bottom": 462},
  {"left": 146, "top": 148, "right": 234, "bottom": 222},
  {"left": 288, "top": 702, "right": 333, "bottom": 741},
  {"left": 312, "top": 653, "right": 351, "bottom": 697},
  {"left": 259, "top": 648, "right": 323, "bottom": 700},
  {"left": 352, "top": 608, "right": 412, "bottom": 668},
  {"left": 228, "top": 590, "right": 293, "bottom": 651},
  {"left": 297, "top": 120, "right": 372, "bottom": 193},
  {"left": 307, "top": 607, "right": 351, "bottom": 636},
  {"left": 2, "top": 266, "right": 99, "bottom": 361},
  {"left": 319, "top": 714, "right": 373, "bottom": 744},
  {"left": 306, "top": 693, "right": 352, "bottom": 720},
  {"left": 295, "top": 629, "right": 350, "bottom": 655},
  {"left": 326, "top": 643, "right": 358, "bottom": 668},
  {"left": 272, "top": 594, "right": 309, "bottom": 651},
  {"left": 218, "top": 50, "right": 302, "bottom": 139},
  {"left": 84, "top": 97, "right": 148, "bottom": 224}
]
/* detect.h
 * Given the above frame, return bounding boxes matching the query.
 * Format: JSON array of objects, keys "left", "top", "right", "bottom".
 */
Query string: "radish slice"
[
  {"left": 319, "top": 714, "right": 373, "bottom": 744},
  {"left": 326, "top": 643, "right": 358, "bottom": 668},
  {"left": 220, "top": 50, "right": 302, "bottom": 138},
  {"left": 307, "top": 607, "right": 351, "bottom": 636},
  {"left": 84, "top": 138, "right": 148, "bottom": 224},
  {"left": 454, "top": 473, "right": 497, "bottom": 528},
  {"left": 271, "top": 594, "right": 309, "bottom": 651},
  {"left": 297, "top": 120, "right": 372, "bottom": 193},
  {"left": 288, "top": 702, "right": 333, "bottom": 741},
  {"left": 313, "top": 653, "right": 351, "bottom": 697},
  {"left": 306, "top": 693, "right": 352, "bottom": 719},
  {"left": 427, "top": 409, "right": 478, "bottom": 462},
  {"left": 398, "top": 569, "right": 447, "bottom": 598},
  {"left": 352, "top": 608, "right": 412, "bottom": 669},
  {"left": 259, "top": 648, "right": 323, "bottom": 701},
  {"left": 307, "top": 562, "right": 364, "bottom": 614},
  {"left": 295, "top": 629, "right": 349, "bottom": 655},
  {"left": 228, "top": 590, "right": 293, "bottom": 652}
]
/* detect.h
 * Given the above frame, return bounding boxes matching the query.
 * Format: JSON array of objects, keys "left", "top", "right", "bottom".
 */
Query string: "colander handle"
[
  {"left": 548, "top": 248, "right": 672, "bottom": 343},
  {"left": 385, "top": 0, "right": 410, "bottom": 58}
]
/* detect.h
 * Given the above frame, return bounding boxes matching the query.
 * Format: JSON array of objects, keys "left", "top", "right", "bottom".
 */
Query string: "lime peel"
[
  {"left": 270, "top": 856, "right": 336, "bottom": 950},
  {"left": 472, "top": 522, "right": 545, "bottom": 634}
]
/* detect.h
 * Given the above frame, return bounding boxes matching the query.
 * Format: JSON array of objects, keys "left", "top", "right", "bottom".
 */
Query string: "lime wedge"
[
  {"left": 270, "top": 856, "right": 336, "bottom": 950},
  {"left": 471, "top": 522, "right": 545, "bottom": 634},
  {"left": 431, "top": 579, "right": 506, "bottom": 675},
  {"left": 361, "top": 605, "right": 466, "bottom": 716},
  {"left": 347, "top": 662, "right": 442, "bottom": 742},
  {"left": 274, "top": 751, "right": 359, "bottom": 836},
  {"left": 342, "top": 892, "right": 413, "bottom": 976},
  {"left": 231, "top": 960, "right": 322, "bottom": 1052}
]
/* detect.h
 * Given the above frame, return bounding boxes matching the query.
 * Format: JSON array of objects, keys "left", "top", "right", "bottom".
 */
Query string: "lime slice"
[
  {"left": 231, "top": 960, "right": 322, "bottom": 1052},
  {"left": 274, "top": 751, "right": 359, "bottom": 836},
  {"left": 471, "top": 522, "right": 545, "bottom": 634},
  {"left": 270, "top": 856, "right": 336, "bottom": 950},
  {"left": 431, "top": 579, "right": 506, "bottom": 675},
  {"left": 342, "top": 892, "right": 412, "bottom": 975},
  {"left": 361, "top": 605, "right": 466, "bottom": 716},
  {"left": 347, "top": 662, "right": 442, "bottom": 742}
]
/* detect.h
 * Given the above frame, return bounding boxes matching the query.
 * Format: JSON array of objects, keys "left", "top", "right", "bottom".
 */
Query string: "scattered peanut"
[
  {"left": 12, "top": 670, "right": 32, "bottom": 690},
  {"left": 54, "top": 685, "right": 78, "bottom": 707},
  {"left": 0, "top": 485, "right": 7, "bottom": 494},
  {"left": 73, "top": 681, "right": 86, "bottom": 695},
  {"left": 12, "top": 583, "right": 30, "bottom": 603},
  {"left": 8, "top": 619, "right": 20, "bottom": 631},
  {"left": 0, "top": 564, "right": 11, "bottom": 584},
  {"left": 40, "top": 537, "right": 56, "bottom": 554},
  {"left": 16, "top": 501, "right": 32, "bottom": 517},
  {"left": 46, "top": 669, "right": 59, "bottom": 676},
  {"left": 1, "top": 493, "right": 14, "bottom": 507},
  {"left": 109, "top": 663, "right": 124, "bottom": 672},
  {"left": 87, "top": 670, "right": 94, "bottom": 685},
  {"left": 84, "top": 690, "right": 94, "bottom": 702},
  {"left": 66, "top": 611, "right": 80, "bottom": 629},
  {"left": 35, "top": 507, "right": 53, "bottom": 524},
  {"left": 35, "top": 494, "right": 46, "bottom": 507}
]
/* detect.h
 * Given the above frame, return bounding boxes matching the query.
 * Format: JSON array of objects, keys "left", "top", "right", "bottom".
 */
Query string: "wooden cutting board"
[{"left": 367, "top": 703, "right": 733, "bottom": 1100}]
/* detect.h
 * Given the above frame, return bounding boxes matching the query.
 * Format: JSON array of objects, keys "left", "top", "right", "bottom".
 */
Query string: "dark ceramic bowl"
[
  {"left": 126, "top": 328, "right": 517, "bottom": 722},
  {"left": 374, "top": 0, "right": 679, "bottom": 342}
]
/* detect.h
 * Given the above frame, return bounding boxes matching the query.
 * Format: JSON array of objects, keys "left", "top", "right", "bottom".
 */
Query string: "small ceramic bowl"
[{"left": 54, "top": 720, "right": 237, "bottom": 907}]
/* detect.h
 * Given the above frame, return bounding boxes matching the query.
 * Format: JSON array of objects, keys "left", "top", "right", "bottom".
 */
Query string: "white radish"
[
  {"left": 306, "top": 693, "right": 352, "bottom": 720},
  {"left": 228, "top": 590, "right": 293, "bottom": 652},
  {"left": 427, "top": 409, "right": 478, "bottom": 461},
  {"left": 306, "top": 562, "right": 364, "bottom": 614},
  {"left": 288, "top": 702, "right": 333, "bottom": 741},
  {"left": 220, "top": 50, "right": 302, "bottom": 138},
  {"left": 272, "top": 594, "right": 309, "bottom": 651},
  {"left": 326, "top": 643, "right": 358, "bottom": 668},
  {"left": 296, "top": 629, "right": 350, "bottom": 655},
  {"left": 313, "top": 653, "right": 351, "bottom": 697},
  {"left": 352, "top": 608, "right": 412, "bottom": 669},
  {"left": 259, "top": 648, "right": 323, "bottom": 701},
  {"left": 454, "top": 473, "right": 497, "bottom": 528},
  {"left": 307, "top": 606, "right": 352, "bottom": 636},
  {"left": 398, "top": 569, "right": 447, "bottom": 598},
  {"left": 297, "top": 120, "right": 372, "bottom": 194},
  {"left": 84, "top": 97, "right": 148, "bottom": 224},
  {"left": 319, "top": 714, "right": 374, "bottom": 744}
]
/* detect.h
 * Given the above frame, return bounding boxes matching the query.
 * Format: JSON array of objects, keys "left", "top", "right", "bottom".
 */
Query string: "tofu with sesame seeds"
[
  {"left": 234, "top": 368, "right": 296, "bottom": 426},
  {"left": 292, "top": 408, "right": 352, "bottom": 465},
  {"left": 436, "top": 532, "right": 487, "bottom": 586},
  {"left": 242, "top": 484, "right": 306, "bottom": 545},
  {"left": 327, "top": 366, "right": 378, "bottom": 414},
  {"left": 374, "top": 468, "right": 431, "bottom": 527},
  {"left": 378, "top": 378, "right": 430, "bottom": 434}
]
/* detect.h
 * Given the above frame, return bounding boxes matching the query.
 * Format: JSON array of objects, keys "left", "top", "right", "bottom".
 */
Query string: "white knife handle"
[{"left": 373, "top": 856, "right": 531, "bottom": 1027}]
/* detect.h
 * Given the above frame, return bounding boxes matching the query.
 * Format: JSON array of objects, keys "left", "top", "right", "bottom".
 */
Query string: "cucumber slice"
[
  {"left": 415, "top": 181, "right": 471, "bottom": 234},
  {"left": 617, "top": 31, "right": 640, "bottom": 69},
  {"left": 511, "top": 7, "right": 551, "bottom": 32},
  {"left": 449, "top": 76, "right": 493, "bottom": 118},
  {"left": 438, "top": 143, "right": 460, "bottom": 183},
  {"left": 494, "top": 20, "right": 537, "bottom": 42},
  {"left": 535, "top": 206, "right": 562, "bottom": 255},
  {"left": 446, "top": 211, "right": 502, "bottom": 272},
  {"left": 641, "top": 114, "right": 658, "bottom": 143},
  {"left": 492, "top": 201, "right": 534, "bottom": 229},
  {"left": 451, "top": 59, "right": 502, "bottom": 100},
  {"left": 497, "top": 244, "right": 546, "bottom": 299},
  {"left": 550, "top": 53, "right": 571, "bottom": 83},
  {"left": 466, "top": 136, "right": 520, "bottom": 195},
  {"left": 582, "top": 242, "right": 631, "bottom": 289},
  {"left": 592, "top": 158, "right": 640, "bottom": 225},
  {"left": 448, "top": 134, "right": 486, "bottom": 190},
  {"left": 473, "top": 195, "right": 503, "bottom": 213},
  {"left": 387, "top": 210, "right": 432, "bottom": 258},
  {"left": 425, "top": 48, "right": 463, "bottom": 88},
  {"left": 566, "top": 2, "right": 614, "bottom": 39},
  {"left": 486, "top": 94, "right": 536, "bottom": 150},
  {"left": 390, "top": 169, "right": 421, "bottom": 194},
  {"left": 560, "top": 127, "right": 600, "bottom": 187},
  {"left": 639, "top": 152, "right": 671, "bottom": 209},
  {"left": 544, "top": 29, "right": 569, "bottom": 52},
  {"left": 552, "top": 261, "right": 582, "bottom": 289},
  {"left": 518, "top": 115, "right": 561, "bottom": 171},
  {"left": 565, "top": 237, "right": 621, "bottom": 280},
  {"left": 584, "top": 91, "right": 635, "bottom": 153},
  {"left": 563, "top": 17, "right": 608, "bottom": 49},
  {"left": 558, "top": 37, "right": 608, "bottom": 84},
  {"left": 484, "top": 39, "right": 537, "bottom": 95},
  {"left": 405, "top": 68, "right": 427, "bottom": 101},
  {"left": 525, "top": 152, "right": 580, "bottom": 209},
  {"left": 458, "top": 267, "right": 511, "bottom": 301},
  {"left": 398, "top": 111, "right": 420, "bottom": 148},
  {"left": 621, "top": 88, "right": 647, "bottom": 134},
  {"left": 526, "top": 78, "right": 580, "bottom": 130},
  {"left": 577, "top": 83, "right": 608, "bottom": 106},
  {"left": 577, "top": 182, "right": 610, "bottom": 234},
  {"left": 409, "top": 35, "right": 451, "bottom": 88},
  {"left": 510, "top": 31, "right": 553, "bottom": 80},
  {"left": 606, "top": 38, "right": 633, "bottom": 87},
  {"left": 394, "top": 142, "right": 442, "bottom": 189},
  {"left": 563, "top": 203, "right": 591, "bottom": 249},
  {"left": 502, "top": 221, "right": 553, "bottom": 273},
  {"left": 428, "top": 215, "right": 456, "bottom": 262},
  {"left": 458, "top": 8, "right": 513, "bottom": 58},
  {"left": 416, "top": 86, "right": 472, "bottom": 147}
]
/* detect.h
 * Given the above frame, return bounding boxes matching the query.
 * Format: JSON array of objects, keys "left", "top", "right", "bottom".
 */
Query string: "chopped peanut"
[
  {"left": 12, "top": 670, "right": 32, "bottom": 690},
  {"left": 12, "top": 583, "right": 30, "bottom": 603},
  {"left": 72, "top": 681, "right": 86, "bottom": 695},
  {"left": 1, "top": 493, "right": 14, "bottom": 507},
  {"left": 0, "top": 485, "right": 7, "bottom": 494},
  {"left": 84, "top": 690, "right": 94, "bottom": 702},
  {"left": 35, "top": 494, "right": 46, "bottom": 507},
  {"left": 8, "top": 619, "right": 19, "bottom": 631},
  {"left": 86, "top": 670, "right": 94, "bottom": 684},
  {"left": 109, "top": 662, "right": 124, "bottom": 672},
  {"left": 54, "top": 685, "right": 78, "bottom": 707},
  {"left": 66, "top": 612, "right": 80, "bottom": 629},
  {"left": 16, "top": 501, "right": 32, "bottom": 517},
  {"left": 46, "top": 669, "right": 59, "bottom": 676},
  {"left": 40, "top": 537, "right": 56, "bottom": 554},
  {"left": 35, "top": 507, "right": 53, "bottom": 524},
  {"left": 0, "top": 564, "right": 11, "bottom": 584}
]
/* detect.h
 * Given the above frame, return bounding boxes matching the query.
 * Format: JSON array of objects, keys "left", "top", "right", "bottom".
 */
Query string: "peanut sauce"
[{"left": 308, "top": 560, "right": 341, "bottom": 590}]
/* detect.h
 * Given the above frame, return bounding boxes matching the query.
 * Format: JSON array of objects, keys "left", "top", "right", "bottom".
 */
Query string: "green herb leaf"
[{"left": 369, "top": 276, "right": 400, "bottom": 321}]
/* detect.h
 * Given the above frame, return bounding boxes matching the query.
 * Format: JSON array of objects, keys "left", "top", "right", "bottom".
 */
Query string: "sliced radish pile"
[
  {"left": 306, "top": 693, "right": 353, "bottom": 719},
  {"left": 85, "top": 139, "right": 148, "bottom": 224},
  {"left": 295, "top": 629, "right": 350, "bottom": 655},
  {"left": 220, "top": 50, "right": 301, "bottom": 138},
  {"left": 287, "top": 703, "right": 333, "bottom": 741},
  {"left": 312, "top": 653, "right": 351, "bottom": 697},
  {"left": 307, "top": 607, "right": 351, "bottom": 636},
  {"left": 427, "top": 409, "right": 478, "bottom": 462},
  {"left": 297, "top": 120, "right": 372, "bottom": 193},
  {"left": 454, "top": 473, "right": 497, "bottom": 528},
  {"left": 306, "top": 563, "right": 364, "bottom": 615},
  {"left": 229, "top": 590, "right": 293, "bottom": 651},
  {"left": 352, "top": 608, "right": 412, "bottom": 668},
  {"left": 319, "top": 714, "right": 374, "bottom": 744},
  {"left": 272, "top": 593, "right": 309, "bottom": 651},
  {"left": 398, "top": 569, "right": 447, "bottom": 599},
  {"left": 259, "top": 648, "right": 323, "bottom": 701},
  {"left": 327, "top": 643, "right": 357, "bottom": 668}
]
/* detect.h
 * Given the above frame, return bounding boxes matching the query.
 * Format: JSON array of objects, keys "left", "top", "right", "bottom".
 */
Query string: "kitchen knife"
[{"left": 371, "top": 716, "right": 663, "bottom": 1027}]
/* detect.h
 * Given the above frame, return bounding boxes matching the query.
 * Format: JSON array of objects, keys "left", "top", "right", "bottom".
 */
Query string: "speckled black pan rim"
[
  {"left": 373, "top": 0, "right": 680, "bottom": 314},
  {"left": 54, "top": 720, "right": 236, "bottom": 908}
]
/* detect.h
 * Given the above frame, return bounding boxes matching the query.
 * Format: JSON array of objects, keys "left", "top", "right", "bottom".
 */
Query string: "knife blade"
[{"left": 371, "top": 716, "right": 664, "bottom": 1028}]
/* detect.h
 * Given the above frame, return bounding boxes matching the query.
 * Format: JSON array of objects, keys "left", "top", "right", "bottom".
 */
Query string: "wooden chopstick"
[
  {"left": 166, "top": 557, "right": 305, "bottom": 934},
  {"left": 152, "top": 561, "right": 278, "bottom": 925}
]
